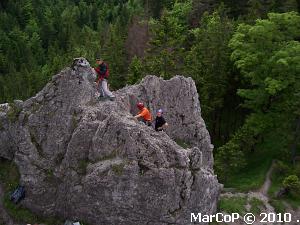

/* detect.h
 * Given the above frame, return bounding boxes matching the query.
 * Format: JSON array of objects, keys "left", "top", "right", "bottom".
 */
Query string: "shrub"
[
  {"left": 283, "top": 175, "right": 300, "bottom": 194},
  {"left": 112, "top": 163, "right": 125, "bottom": 176},
  {"left": 78, "top": 159, "right": 89, "bottom": 175},
  {"left": 175, "top": 139, "right": 191, "bottom": 149},
  {"left": 273, "top": 161, "right": 291, "bottom": 177},
  {"left": 7, "top": 103, "right": 22, "bottom": 123}
]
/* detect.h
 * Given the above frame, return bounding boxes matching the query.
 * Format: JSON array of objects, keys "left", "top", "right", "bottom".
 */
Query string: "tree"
[
  {"left": 143, "top": 0, "right": 175, "bottom": 18},
  {"left": 275, "top": 0, "right": 299, "bottom": 13},
  {"left": 247, "top": 0, "right": 265, "bottom": 21},
  {"left": 185, "top": 5, "right": 237, "bottom": 141},
  {"left": 0, "top": 0, "right": 144, "bottom": 103},
  {"left": 215, "top": 140, "right": 246, "bottom": 182},
  {"left": 101, "top": 23, "right": 127, "bottom": 89},
  {"left": 145, "top": 1, "right": 192, "bottom": 79},
  {"left": 227, "top": 12, "right": 300, "bottom": 161},
  {"left": 127, "top": 55, "right": 143, "bottom": 84},
  {"left": 283, "top": 175, "right": 300, "bottom": 195}
]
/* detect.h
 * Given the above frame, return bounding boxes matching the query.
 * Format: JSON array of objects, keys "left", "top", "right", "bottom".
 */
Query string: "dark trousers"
[{"left": 143, "top": 119, "right": 152, "bottom": 126}]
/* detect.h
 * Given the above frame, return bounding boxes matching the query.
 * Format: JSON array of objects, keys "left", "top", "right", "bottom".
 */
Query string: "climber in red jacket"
[{"left": 94, "top": 57, "right": 115, "bottom": 101}]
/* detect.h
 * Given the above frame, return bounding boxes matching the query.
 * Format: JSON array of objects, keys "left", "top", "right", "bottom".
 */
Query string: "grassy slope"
[
  {"left": 218, "top": 130, "right": 300, "bottom": 210},
  {"left": 0, "top": 158, "right": 63, "bottom": 225},
  {"left": 218, "top": 195, "right": 265, "bottom": 215},
  {"left": 268, "top": 164, "right": 300, "bottom": 211},
  {"left": 219, "top": 196, "right": 247, "bottom": 214},
  {"left": 223, "top": 133, "right": 283, "bottom": 191}
]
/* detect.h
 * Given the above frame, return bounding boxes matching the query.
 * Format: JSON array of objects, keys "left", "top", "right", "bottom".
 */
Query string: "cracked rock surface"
[{"left": 0, "top": 58, "right": 221, "bottom": 225}]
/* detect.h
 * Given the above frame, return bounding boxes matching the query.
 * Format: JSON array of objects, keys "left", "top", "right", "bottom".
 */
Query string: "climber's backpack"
[
  {"left": 10, "top": 185, "right": 25, "bottom": 204},
  {"left": 103, "top": 62, "right": 109, "bottom": 79},
  {"left": 96, "top": 62, "right": 109, "bottom": 79}
]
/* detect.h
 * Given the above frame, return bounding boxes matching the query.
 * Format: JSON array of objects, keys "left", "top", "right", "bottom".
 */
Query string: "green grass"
[
  {"left": 29, "top": 129, "right": 44, "bottom": 156},
  {"left": 268, "top": 169, "right": 283, "bottom": 198},
  {"left": 284, "top": 192, "right": 300, "bottom": 209},
  {"left": 219, "top": 196, "right": 247, "bottom": 214},
  {"left": 7, "top": 103, "right": 21, "bottom": 123},
  {"left": 219, "top": 128, "right": 300, "bottom": 210},
  {"left": 0, "top": 159, "right": 20, "bottom": 192},
  {"left": 45, "top": 168, "right": 56, "bottom": 183},
  {"left": 111, "top": 163, "right": 125, "bottom": 176},
  {"left": 269, "top": 199, "right": 286, "bottom": 213},
  {"left": 209, "top": 220, "right": 220, "bottom": 225},
  {"left": 0, "top": 158, "right": 63, "bottom": 225},
  {"left": 23, "top": 112, "right": 29, "bottom": 124},
  {"left": 222, "top": 133, "right": 284, "bottom": 192},
  {"left": 30, "top": 102, "right": 41, "bottom": 113},
  {"left": 249, "top": 198, "right": 265, "bottom": 214},
  {"left": 3, "top": 196, "right": 63, "bottom": 225},
  {"left": 224, "top": 151, "right": 273, "bottom": 191},
  {"left": 71, "top": 113, "right": 78, "bottom": 129},
  {"left": 4, "top": 195, "right": 40, "bottom": 222},
  {"left": 78, "top": 159, "right": 89, "bottom": 175},
  {"left": 175, "top": 139, "right": 191, "bottom": 149},
  {"left": 268, "top": 162, "right": 300, "bottom": 210}
]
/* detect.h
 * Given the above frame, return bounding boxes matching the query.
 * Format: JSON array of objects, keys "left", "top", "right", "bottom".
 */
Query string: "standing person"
[
  {"left": 94, "top": 57, "right": 115, "bottom": 101},
  {"left": 155, "top": 109, "right": 168, "bottom": 131},
  {"left": 134, "top": 102, "right": 152, "bottom": 126}
]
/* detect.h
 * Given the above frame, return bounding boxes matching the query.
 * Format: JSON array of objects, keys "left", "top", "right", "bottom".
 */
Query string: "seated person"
[{"left": 155, "top": 109, "right": 168, "bottom": 131}]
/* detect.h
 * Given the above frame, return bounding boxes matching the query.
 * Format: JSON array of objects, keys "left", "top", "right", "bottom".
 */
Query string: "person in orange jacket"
[{"left": 134, "top": 102, "right": 152, "bottom": 126}]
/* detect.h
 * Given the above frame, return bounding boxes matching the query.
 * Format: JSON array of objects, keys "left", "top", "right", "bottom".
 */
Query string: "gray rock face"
[{"left": 0, "top": 58, "right": 221, "bottom": 225}]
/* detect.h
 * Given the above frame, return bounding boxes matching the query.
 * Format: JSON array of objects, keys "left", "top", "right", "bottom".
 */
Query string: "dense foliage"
[
  {"left": 1, "top": 0, "right": 299, "bottom": 188},
  {"left": 0, "top": 0, "right": 143, "bottom": 102},
  {"left": 217, "top": 12, "right": 300, "bottom": 180}
]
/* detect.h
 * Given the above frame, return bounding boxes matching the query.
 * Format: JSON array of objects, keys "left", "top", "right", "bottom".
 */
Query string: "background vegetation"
[{"left": 0, "top": 0, "right": 300, "bottom": 219}]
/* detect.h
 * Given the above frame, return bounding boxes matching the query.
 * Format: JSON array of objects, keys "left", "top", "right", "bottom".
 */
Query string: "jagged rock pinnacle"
[{"left": 0, "top": 58, "right": 221, "bottom": 225}]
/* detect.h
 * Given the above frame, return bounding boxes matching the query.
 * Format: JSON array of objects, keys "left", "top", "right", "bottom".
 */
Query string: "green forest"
[{"left": 1, "top": 0, "right": 300, "bottom": 221}]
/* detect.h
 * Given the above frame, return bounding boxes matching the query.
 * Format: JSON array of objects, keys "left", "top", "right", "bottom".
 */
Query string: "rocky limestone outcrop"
[{"left": 0, "top": 58, "right": 221, "bottom": 225}]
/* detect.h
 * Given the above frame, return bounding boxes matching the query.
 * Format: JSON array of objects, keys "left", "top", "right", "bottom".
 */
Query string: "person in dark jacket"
[
  {"left": 94, "top": 57, "right": 115, "bottom": 100},
  {"left": 155, "top": 109, "right": 168, "bottom": 131}
]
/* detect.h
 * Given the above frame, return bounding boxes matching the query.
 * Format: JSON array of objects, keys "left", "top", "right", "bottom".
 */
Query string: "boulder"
[{"left": 0, "top": 58, "right": 221, "bottom": 225}]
